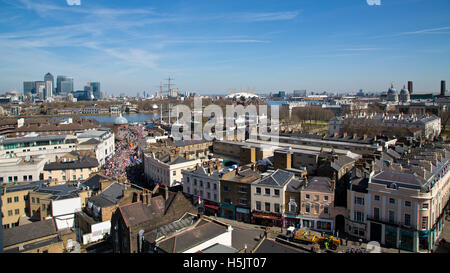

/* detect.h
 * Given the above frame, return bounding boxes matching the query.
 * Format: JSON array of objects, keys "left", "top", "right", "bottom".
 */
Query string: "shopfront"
[
  {"left": 384, "top": 226, "right": 397, "bottom": 248},
  {"left": 284, "top": 215, "right": 300, "bottom": 228},
  {"left": 236, "top": 207, "right": 251, "bottom": 223},
  {"left": 203, "top": 201, "right": 221, "bottom": 217},
  {"left": 220, "top": 203, "right": 235, "bottom": 220},
  {"left": 252, "top": 211, "right": 283, "bottom": 227},
  {"left": 419, "top": 230, "right": 430, "bottom": 251},
  {"left": 399, "top": 230, "right": 414, "bottom": 251}
]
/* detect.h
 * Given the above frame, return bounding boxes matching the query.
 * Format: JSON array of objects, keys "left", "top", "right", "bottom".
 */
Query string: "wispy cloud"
[
  {"left": 236, "top": 11, "right": 301, "bottom": 22},
  {"left": 372, "top": 25, "right": 450, "bottom": 39}
]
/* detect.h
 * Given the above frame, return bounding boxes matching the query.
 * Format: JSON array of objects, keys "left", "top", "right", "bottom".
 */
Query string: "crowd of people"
[{"left": 102, "top": 125, "right": 147, "bottom": 183}]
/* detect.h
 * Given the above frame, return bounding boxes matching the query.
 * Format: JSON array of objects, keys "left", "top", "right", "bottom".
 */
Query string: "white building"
[
  {"left": 144, "top": 152, "right": 202, "bottom": 187},
  {"left": 0, "top": 156, "right": 46, "bottom": 184},
  {"left": 76, "top": 129, "right": 115, "bottom": 166},
  {"left": 182, "top": 161, "right": 225, "bottom": 204},
  {"left": 0, "top": 134, "right": 78, "bottom": 161}
]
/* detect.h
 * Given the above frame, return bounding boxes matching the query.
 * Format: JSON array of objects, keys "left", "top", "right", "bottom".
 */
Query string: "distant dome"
[
  {"left": 388, "top": 82, "right": 397, "bottom": 94},
  {"left": 114, "top": 115, "right": 128, "bottom": 125},
  {"left": 400, "top": 88, "right": 408, "bottom": 95}
]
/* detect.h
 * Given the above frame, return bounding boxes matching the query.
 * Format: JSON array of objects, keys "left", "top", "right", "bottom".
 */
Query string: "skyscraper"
[
  {"left": 441, "top": 80, "right": 446, "bottom": 96},
  {"left": 35, "top": 81, "right": 45, "bottom": 100},
  {"left": 44, "top": 80, "right": 53, "bottom": 100},
  {"left": 57, "top": 76, "right": 74, "bottom": 95},
  {"left": 23, "top": 81, "right": 35, "bottom": 96},
  {"left": 408, "top": 81, "right": 413, "bottom": 94},
  {"left": 90, "top": 82, "right": 101, "bottom": 99},
  {"left": 44, "top": 72, "right": 54, "bottom": 93}
]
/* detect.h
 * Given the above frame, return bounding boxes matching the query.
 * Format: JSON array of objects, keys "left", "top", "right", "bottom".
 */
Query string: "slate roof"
[
  {"left": 304, "top": 177, "right": 333, "bottom": 193},
  {"left": 286, "top": 179, "right": 304, "bottom": 193},
  {"left": 79, "top": 138, "right": 101, "bottom": 145},
  {"left": 118, "top": 191, "right": 196, "bottom": 228},
  {"left": 3, "top": 219, "right": 57, "bottom": 248},
  {"left": 331, "top": 156, "right": 355, "bottom": 171},
  {"left": 34, "top": 184, "right": 83, "bottom": 200},
  {"left": 82, "top": 173, "right": 115, "bottom": 192},
  {"left": 371, "top": 170, "right": 424, "bottom": 190},
  {"left": 201, "top": 243, "right": 237, "bottom": 253},
  {"left": 157, "top": 219, "right": 229, "bottom": 253},
  {"left": 253, "top": 238, "right": 308, "bottom": 253},
  {"left": 254, "top": 169, "right": 294, "bottom": 187},
  {"left": 44, "top": 157, "right": 99, "bottom": 171},
  {"left": 89, "top": 183, "right": 125, "bottom": 207}
]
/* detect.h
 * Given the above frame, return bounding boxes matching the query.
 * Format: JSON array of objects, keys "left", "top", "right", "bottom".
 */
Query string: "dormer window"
[{"left": 389, "top": 183, "right": 398, "bottom": 190}]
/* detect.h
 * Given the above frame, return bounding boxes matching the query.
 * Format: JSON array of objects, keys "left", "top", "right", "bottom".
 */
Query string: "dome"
[
  {"left": 387, "top": 82, "right": 397, "bottom": 94},
  {"left": 400, "top": 85, "right": 408, "bottom": 95},
  {"left": 114, "top": 115, "right": 128, "bottom": 125}
]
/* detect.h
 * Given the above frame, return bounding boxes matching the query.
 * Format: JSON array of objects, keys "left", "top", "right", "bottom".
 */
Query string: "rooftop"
[{"left": 3, "top": 219, "right": 57, "bottom": 248}]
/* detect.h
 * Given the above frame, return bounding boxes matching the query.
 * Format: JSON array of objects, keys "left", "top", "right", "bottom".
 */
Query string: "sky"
[{"left": 0, "top": 0, "right": 449, "bottom": 96}]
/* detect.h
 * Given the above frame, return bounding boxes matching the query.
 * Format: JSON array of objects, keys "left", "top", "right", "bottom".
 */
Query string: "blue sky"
[{"left": 0, "top": 0, "right": 449, "bottom": 96}]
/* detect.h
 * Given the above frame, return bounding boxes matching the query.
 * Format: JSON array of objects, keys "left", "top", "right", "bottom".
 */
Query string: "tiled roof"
[
  {"left": 89, "top": 183, "right": 125, "bottom": 207},
  {"left": 255, "top": 169, "right": 294, "bottom": 187},
  {"left": 3, "top": 219, "right": 57, "bottom": 247},
  {"left": 157, "top": 219, "right": 229, "bottom": 253},
  {"left": 44, "top": 157, "right": 99, "bottom": 171},
  {"left": 304, "top": 177, "right": 333, "bottom": 193}
]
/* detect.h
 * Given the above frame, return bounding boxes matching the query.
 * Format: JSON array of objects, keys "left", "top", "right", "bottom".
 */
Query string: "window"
[
  {"left": 324, "top": 195, "right": 329, "bottom": 201},
  {"left": 223, "top": 186, "right": 231, "bottom": 192},
  {"left": 173, "top": 171, "right": 176, "bottom": 176},
  {"left": 422, "top": 203, "right": 429, "bottom": 209},
  {"left": 213, "top": 184, "right": 217, "bottom": 190},
  {"left": 388, "top": 210, "right": 395, "bottom": 224},
  {"left": 224, "top": 198, "right": 231, "bottom": 204},
  {"left": 15, "top": 209, "right": 19, "bottom": 215},
  {"left": 374, "top": 207, "right": 380, "bottom": 220},
  {"left": 354, "top": 211, "right": 364, "bottom": 222},
  {"left": 36, "top": 198, "right": 40, "bottom": 203},
  {"left": 207, "top": 192, "right": 211, "bottom": 200},
  {"left": 324, "top": 207, "right": 329, "bottom": 214},
  {"left": 274, "top": 189, "right": 280, "bottom": 196},
  {"left": 422, "top": 217, "right": 428, "bottom": 229},
  {"left": 374, "top": 195, "right": 380, "bottom": 201},
  {"left": 14, "top": 176, "right": 18, "bottom": 182},
  {"left": 404, "top": 201, "right": 411, "bottom": 208},
  {"left": 23, "top": 175, "right": 28, "bottom": 181},
  {"left": 256, "top": 201, "right": 261, "bottom": 210},
  {"left": 28, "top": 175, "right": 32, "bottom": 181},
  {"left": 256, "top": 187, "right": 261, "bottom": 195},
  {"left": 200, "top": 181, "right": 203, "bottom": 187},
  {"left": 187, "top": 187, "right": 190, "bottom": 194},
  {"left": 289, "top": 197, "right": 297, "bottom": 213},
  {"left": 305, "top": 203, "right": 310, "bottom": 213},
  {"left": 404, "top": 214, "right": 411, "bottom": 226},
  {"left": 7, "top": 197, "right": 12, "bottom": 204},
  {"left": 207, "top": 182, "right": 210, "bottom": 189},
  {"left": 238, "top": 186, "right": 247, "bottom": 193},
  {"left": 8, "top": 210, "right": 13, "bottom": 216},
  {"left": 32, "top": 197, "right": 35, "bottom": 203},
  {"left": 239, "top": 199, "right": 247, "bottom": 206},
  {"left": 14, "top": 196, "right": 19, "bottom": 202},
  {"left": 73, "top": 175, "right": 76, "bottom": 180},
  {"left": 274, "top": 203, "right": 280, "bottom": 213},
  {"left": 389, "top": 198, "right": 395, "bottom": 205},
  {"left": 354, "top": 197, "right": 364, "bottom": 206},
  {"left": 187, "top": 177, "right": 190, "bottom": 183},
  {"left": 265, "top": 202, "right": 270, "bottom": 212},
  {"left": 194, "top": 179, "right": 197, "bottom": 186},
  {"left": 265, "top": 188, "right": 270, "bottom": 195},
  {"left": 214, "top": 194, "right": 217, "bottom": 201},
  {"left": 306, "top": 194, "right": 310, "bottom": 200}
]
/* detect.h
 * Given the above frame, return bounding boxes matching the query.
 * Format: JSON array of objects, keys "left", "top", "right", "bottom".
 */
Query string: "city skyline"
[{"left": 0, "top": 0, "right": 449, "bottom": 95}]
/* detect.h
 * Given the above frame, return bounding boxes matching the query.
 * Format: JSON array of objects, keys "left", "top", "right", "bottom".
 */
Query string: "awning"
[
  {"left": 252, "top": 213, "right": 282, "bottom": 221},
  {"left": 204, "top": 204, "right": 220, "bottom": 210}
]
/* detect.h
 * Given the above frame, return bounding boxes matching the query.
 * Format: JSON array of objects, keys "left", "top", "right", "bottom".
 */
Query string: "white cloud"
[{"left": 66, "top": 0, "right": 81, "bottom": 6}]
